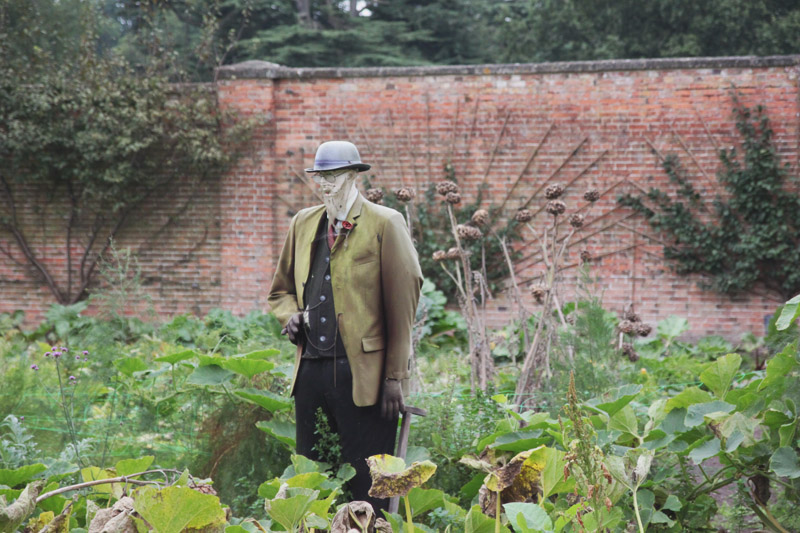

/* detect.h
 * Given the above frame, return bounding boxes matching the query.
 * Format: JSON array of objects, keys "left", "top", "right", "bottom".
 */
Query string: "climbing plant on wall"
[{"left": 619, "top": 98, "right": 800, "bottom": 300}]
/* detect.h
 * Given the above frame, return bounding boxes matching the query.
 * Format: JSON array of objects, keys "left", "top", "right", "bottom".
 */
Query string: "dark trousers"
[{"left": 295, "top": 357, "right": 398, "bottom": 511}]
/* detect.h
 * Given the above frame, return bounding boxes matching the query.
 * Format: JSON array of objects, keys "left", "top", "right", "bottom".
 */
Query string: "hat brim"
[{"left": 305, "top": 162, "right": 371, "bottom": 173}]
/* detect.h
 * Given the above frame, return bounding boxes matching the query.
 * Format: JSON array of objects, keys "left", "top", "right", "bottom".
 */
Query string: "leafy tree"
[
  {"left": 0, "top": 0, "right": 254, "bottom": 305},
  {"left": 618, "top": 99, "right": 800, "bottom": 300},
  {"left": 491, "top": 0, "right": 800, "bottom": 63}
]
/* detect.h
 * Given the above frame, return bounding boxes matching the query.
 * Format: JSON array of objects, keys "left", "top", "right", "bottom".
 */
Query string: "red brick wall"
[{"left": 3, "top": 56, "right": 799, "bottom": 339}]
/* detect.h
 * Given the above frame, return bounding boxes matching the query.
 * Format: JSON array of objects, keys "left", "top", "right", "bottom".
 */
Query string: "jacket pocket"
[{"left": 361, "top": 335, "right": 385, "bottom": 353}]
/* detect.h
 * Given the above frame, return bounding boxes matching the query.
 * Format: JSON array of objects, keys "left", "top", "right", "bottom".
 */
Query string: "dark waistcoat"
[{"left": 302, "top": 217, "right": 346, "bottom": 359}]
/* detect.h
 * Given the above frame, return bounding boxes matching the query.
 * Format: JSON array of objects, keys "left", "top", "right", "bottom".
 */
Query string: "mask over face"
[{"left": 318, "top": 169, "right": 358, "bottom": 223}]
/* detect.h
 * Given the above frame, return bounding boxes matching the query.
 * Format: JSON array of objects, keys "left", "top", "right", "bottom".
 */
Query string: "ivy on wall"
[{"left": 619, "top": 99, "right": 800, "bottom": 300}]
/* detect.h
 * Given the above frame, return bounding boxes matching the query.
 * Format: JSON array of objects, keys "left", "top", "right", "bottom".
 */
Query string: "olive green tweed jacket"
[{"left": 268, "top": 193, "right": 423, "bottom": 407}]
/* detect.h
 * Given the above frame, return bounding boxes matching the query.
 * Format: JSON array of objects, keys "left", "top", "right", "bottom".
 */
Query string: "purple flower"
[
  {"left": 19, "top": 416, "right": 24, "bottom": 422},
  {"left": 68, "top": 375, "right": 77, "bottom": 384},
  {"left": 61, "top": 347, "right": 68, "bottom": 352},
  {"left": 75, "top": 355, "right": 81, "bottom": 360},
  {"left": 31, "top": 364, "right": 39, "bottom": 371},
  {"left": 51, "top": 346, "right": 57, "bottom": 351},
  {"left": 44, "top": 352, "right": 51, "bottom": 357},
  {"left": 53, "top": 351, "right": 61, "bottom": 359},
  {"left": 82, "top": 351, "right": 89, "bottom": 356}
]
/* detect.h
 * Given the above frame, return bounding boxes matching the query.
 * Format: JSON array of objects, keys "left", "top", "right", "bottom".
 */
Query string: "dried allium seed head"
[
  {"left": 471, "top": 209, "right": 489, "bottom": 226},
  {"left": 546, "top": 200, "right": 566, "bottom": 216},
  {"left": 365, "top": 188, "right": 384, "bottom": 204},
  {"left": 545, "top": 183, "right": 565, "bottom": 200},
  {"left": 530, "top": 284, "right": 548, "bottom": 304},
  {"left": 624, "top": 309, "right": 641, "bottom": 322},
  {"left": 445, "top": 191, "right": 462, "bottom": 205},
  {"left": 618, "top": 320, "right": 635, "bottom": 334},
  {"left": 445, "top": 247, "right": 461, "bottom": 260},
  {"left": 394, "top": 187, "right": 416, "bottom": 202},
  {"left": 515, "top": 209, "right": 533, "bottom": 223},
  {"left": 584, "top": 188, "right": 600, "bottom": 203},
  {"left": 635, "top": 323, "right": 652, "bottom": 337},
  {"left": 432, "top": 250, "right": 447, "bottom": 262},
  {"left": 436, "top": 180, "right": 459, "bottom": 196},
  {"left": 621, "top": 342, "right": 637, "bottom": 361},
  {"left": 457, "top": 224, "right": 483, "bottom": 241},
  {"left": 569, "top": 213, "right": 584, "bottom": 228},
  {"left": 580, "top": 250, "right": 591, "bottom": 263}
]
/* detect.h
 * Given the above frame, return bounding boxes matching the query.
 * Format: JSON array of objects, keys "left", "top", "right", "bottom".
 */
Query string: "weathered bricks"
[{"left": 2, "top": 56, "right": 799, "bottom": 340}]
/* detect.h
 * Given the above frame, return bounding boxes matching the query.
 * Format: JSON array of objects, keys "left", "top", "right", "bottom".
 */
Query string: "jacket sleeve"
[
  {"left": 268, "top": 214, "right": 302, "bottom": 327},
  {"left": 380, "top": 212, "right": 423, "bottom": 380}
]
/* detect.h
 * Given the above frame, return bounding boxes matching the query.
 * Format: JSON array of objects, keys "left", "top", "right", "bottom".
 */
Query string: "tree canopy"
[{"left": 7, "top": 0, "right": 798, "bottom": 82}]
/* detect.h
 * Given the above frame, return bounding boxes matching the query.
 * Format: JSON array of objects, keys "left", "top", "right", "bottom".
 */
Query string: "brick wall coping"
[{"left": 216, "top": 55, "right": 800, "bottom": 81}]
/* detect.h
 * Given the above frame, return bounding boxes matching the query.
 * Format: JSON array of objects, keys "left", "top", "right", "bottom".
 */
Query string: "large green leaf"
[
  {"left": 665, "top": 387, "right": 713, "bottom": 412},
  {"left": 608, "top": 405, "right": 639, "bottom": 437},
  {"left": 264, "top": 487, "right": 319, "bottom": 532},
  {"left": 657, "top": 316, "right": 688, "bottom": 339},
  {"left": 684, "top": 401, "right": 735, "bottom": 427},
  {"left": 186, "top": 364, "right": 234, "bottom": 386},
  {"left": 758, "top": 345, "right": 798, "bottom": 392},
  {"left": 719, "top": 413, "right": 758, "bottom": 452},
  {"left": 115, "top": 456, "right": 154, "bottom": 477},
  {"left": 235, "top": 388, "right": 292, "bottom": 412},
  {"left": 528, "top": 446, "right": 573, "bottom": 500},
  {"left": 406, "top": 487, "right": 445, "bottom": 518},
  {"left": 776, "top": 294, "right": 800, "bottom": 331},
  {"left": 0, "top": 464, "right": 46, "bottom": 489},
  {"left": 489, "top": 431, "right": 549, "bottom": 453},
  {"left": 154, "top": 349, "right": 198, "bottom": 365},
  {"left": 237, "top": 349, "right": 281, "bottom": 360},
  {"left": 770, "top": 447, "right": 800, "bottom": 479},
  {"left": 256, "top": 420, "right": 296, "bottom": 450},
  {"left": 133, "top": 485, "right": 226, "bottom": 533},
  {"left": 586, "top": 384, "right": 642, "bottom": 416},
  {"left": 222, "top": 358, "right": 274, "bottom": 378},
  {"left": 366, "top": 455, "right": 436, "bottom": 499},
  {"left": 688, "top": 438, "right": 720, "bottom": 464},
  {"left": 699, "top": 353, "right": 741, "bottom": 399},
  {"left": 113, "top": 357, "right": 148, "bottom": 377},
  {"left": 504, "top": 502, "right": 552, "bottom": 532},
  {"left": 464, "top": 505, "right": 510, "bottom": 533}
]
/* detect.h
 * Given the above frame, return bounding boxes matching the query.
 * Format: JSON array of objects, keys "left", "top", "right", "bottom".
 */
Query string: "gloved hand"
[
  {"left": 381, "top": 379, "right": 404, "bottom": 420},
  {"left": 281, "top": 312, "right": 304, "bottom": 345}
]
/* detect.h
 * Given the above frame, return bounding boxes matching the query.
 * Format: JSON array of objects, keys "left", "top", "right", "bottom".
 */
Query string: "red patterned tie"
[{"left": 327, "top": 219, "right": 338, "bottom": 249}]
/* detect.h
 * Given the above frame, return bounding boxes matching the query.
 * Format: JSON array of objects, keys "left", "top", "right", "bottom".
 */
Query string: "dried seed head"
[
  {"left": 365, "top": 188, "right": 384, "bottom": 204},
  {"left": 580, "top": 250, "right": 591, "bottom": 263},
  {"left": 545, "top": 183, "right": 565, "bottom": 200},
  {"left": 635, "top": 322, "right": 652, "bottom": 337},
  {"left": 445, "top": 247, "right": 461, "bottom": 260},
  {"left": 515, "top": 209, "right": 533, "bottom": 223},
  {"left": 546, "top": 200, "right": 566, "bottom": 216},
  {"left": 618, "top": 320, "right": 635, "bottom": 334},
  {"left": 624, "top": 309, "right": 640, "bottom": 322},
  {"left": 445, "top": 191, "right": 462, "bottom": 205},
  {"left": 471, "top": 209, "right": 489, "bottom": 226},
  {"left": 394, "top": 187, "right": 415, "bottom": 202},
  {"left": 569, "top": 213, "right": 584, "bottom": 228},
  {"left": 584, "top": 188, "right": 600, "bottom": 203},
  {"left": 621, "top": 343, "right": 639, "bottom": 362},
  {"left": 530, "top": 284, "right": 548, "bottom": 304},
  {"left": 605, "top": 497, "right": 612, "bottom": 511},
  {"left": 432, "top": 250, "right": 447, "bottom": 262},
  {"left": 436, "top": 180, "right": 459, "bottom": 196},
  {"left": 457, "top": 224, "right": 483, "bottom": 241}
]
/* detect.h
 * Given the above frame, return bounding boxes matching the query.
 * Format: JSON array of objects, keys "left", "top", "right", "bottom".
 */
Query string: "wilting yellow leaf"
[{"left": 367, "top": 455, "right": 437, "bottom": 499}]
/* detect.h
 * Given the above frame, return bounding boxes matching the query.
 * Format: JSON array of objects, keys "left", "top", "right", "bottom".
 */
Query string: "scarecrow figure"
[{"left": 268, "top": 140, "right": 423, "bottom": 510}]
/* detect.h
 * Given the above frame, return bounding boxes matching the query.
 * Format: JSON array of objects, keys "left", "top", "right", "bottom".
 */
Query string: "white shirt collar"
[{"left": 329, "top": 186, "right": 358, "bottom": 226}]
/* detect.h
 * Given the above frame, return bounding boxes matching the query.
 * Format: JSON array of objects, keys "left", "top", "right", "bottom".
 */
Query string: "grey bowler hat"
[{"left": 305, "top": 141, "right": 371, "bottom": 173}]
